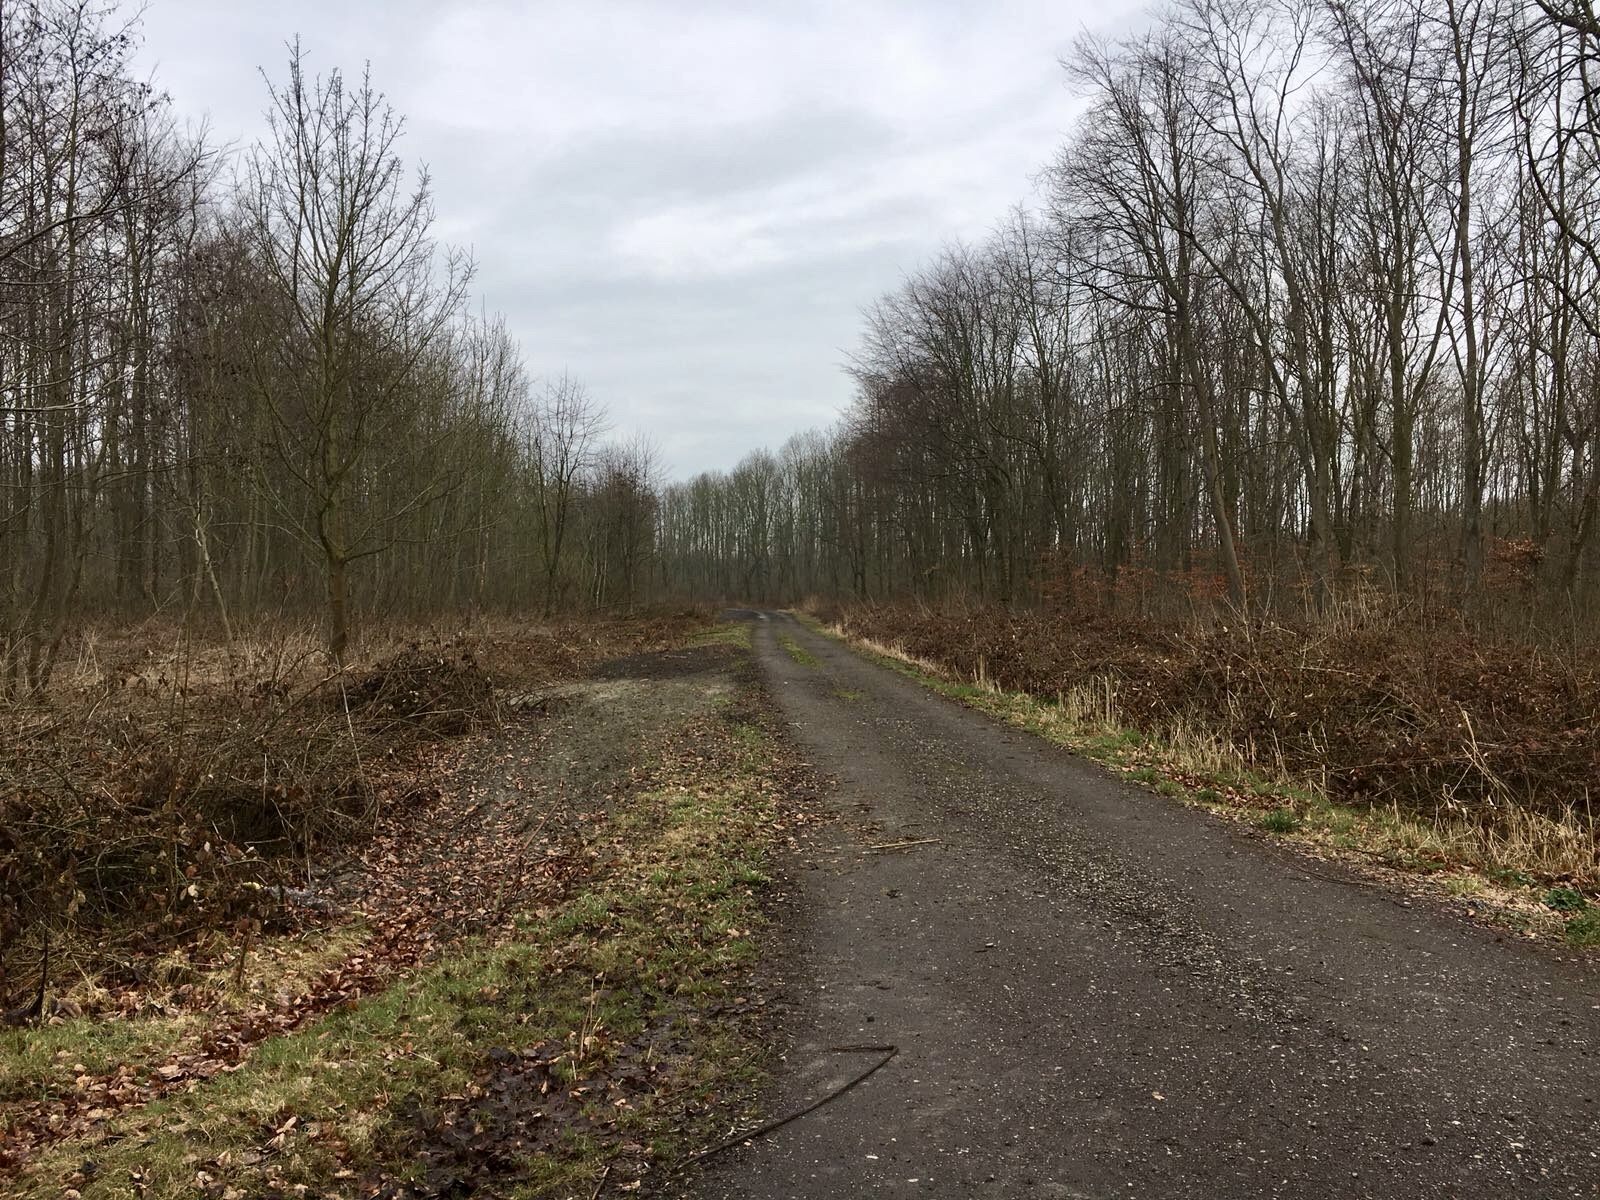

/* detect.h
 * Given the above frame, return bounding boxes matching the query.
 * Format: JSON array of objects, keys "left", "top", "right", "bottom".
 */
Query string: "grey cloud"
[{"left": 134, "top": 0, "right": 1149, "bottom": 478}]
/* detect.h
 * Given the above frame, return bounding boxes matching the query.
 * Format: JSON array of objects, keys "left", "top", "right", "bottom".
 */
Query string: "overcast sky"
[{"left": 134, "top": 0, "right": 1147, "bottom": 479}]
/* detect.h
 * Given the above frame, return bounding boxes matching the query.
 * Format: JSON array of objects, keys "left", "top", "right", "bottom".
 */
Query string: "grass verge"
[{"left": 4, "top": 689, "right": 798, "bottom": 1198}]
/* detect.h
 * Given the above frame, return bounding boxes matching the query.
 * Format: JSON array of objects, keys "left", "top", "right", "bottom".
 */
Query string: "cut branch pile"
[{"left": 0, "top": 613, "right": 708, "bottom": 1005}]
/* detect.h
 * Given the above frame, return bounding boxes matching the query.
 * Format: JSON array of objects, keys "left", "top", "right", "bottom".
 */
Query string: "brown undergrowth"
[
  {"left": 0, "top": 612, "right": 708, "bottom": 1013},
  {"left": 822, "top": 600, "right": 1600, "bottom": 923},
  {"left": 1, "top": 632, "right": 819, "bottom": 1198}
]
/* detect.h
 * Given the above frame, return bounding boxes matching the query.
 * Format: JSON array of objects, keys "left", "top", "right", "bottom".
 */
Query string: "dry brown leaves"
[
  {"left": 840, "top": 601, "right": 1600, "bottom": 830},
  {"left": 1, "top": 610, "right": 712, "bottom": 1174}
]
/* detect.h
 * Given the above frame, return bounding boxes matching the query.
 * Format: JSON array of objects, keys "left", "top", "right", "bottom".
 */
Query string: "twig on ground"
[
  {"left": 863, "top": 838, "right": 940, "bottom": 853},
  {"left": 230, "top": 925, "right": 252, "bottom": 989},
  {"left": 683, "top": 1044, "right": 899, "bottom": 1166}
]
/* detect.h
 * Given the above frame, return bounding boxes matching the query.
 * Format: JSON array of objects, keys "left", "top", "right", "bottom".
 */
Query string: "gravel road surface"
[{"left": 691, "top": 611, "right": 1600, "bottom": 1199}]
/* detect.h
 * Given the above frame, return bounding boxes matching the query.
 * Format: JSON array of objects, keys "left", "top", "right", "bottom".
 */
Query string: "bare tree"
[
  {"left": 241, "top": 43, "right": 470, "bottom": 659},
  {"left": 528, "top": 373, "right": 606, "bottom": 616},
  {"left": 1057, "top": 29, "right": 1249, "bottom": 606}
]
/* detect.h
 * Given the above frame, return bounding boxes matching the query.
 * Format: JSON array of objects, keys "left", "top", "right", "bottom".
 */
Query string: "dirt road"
[{"left": 692, "top": 612, "right": 1600, "bottom": 1199}]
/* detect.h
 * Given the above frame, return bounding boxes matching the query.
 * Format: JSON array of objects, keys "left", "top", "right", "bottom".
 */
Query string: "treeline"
[
  {"left": 1, "top": 2, "right": 656, "bottom": 692},
  {"left": 660, "top": 0, "right": 1600, "bottom": 614}
]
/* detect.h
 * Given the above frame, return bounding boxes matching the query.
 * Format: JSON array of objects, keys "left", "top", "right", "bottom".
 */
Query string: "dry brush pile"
[
  {"left": 0, "top": 613, "right": 707, "bottom": 998},
  {"left": 835, "top": 602, "right": 1600, "bottom": 877}
]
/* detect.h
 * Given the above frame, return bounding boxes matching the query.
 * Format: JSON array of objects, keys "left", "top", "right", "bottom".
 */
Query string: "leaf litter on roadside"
[{"left": 4, "top": 641, "right": 825, "bottom": 1200}]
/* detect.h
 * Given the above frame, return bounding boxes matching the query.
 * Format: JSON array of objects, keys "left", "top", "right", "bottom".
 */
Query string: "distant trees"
[
  {"left": 660, "top": 0, "right": 1600, "bottom": 618},
  {"left": 1, "top": 3, "right": 659, "bottom": 682},
  {"left": 10, "top": 0, "right": 1599, "bottom": 634}
]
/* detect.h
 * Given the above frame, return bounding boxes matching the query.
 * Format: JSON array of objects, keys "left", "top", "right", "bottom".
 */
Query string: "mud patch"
[
  {"left": 371, "top": 1041, "right": 624, "bottom": 1198},
  {"left": 589, "top": 642, "right": 733, "bottom": 681}
]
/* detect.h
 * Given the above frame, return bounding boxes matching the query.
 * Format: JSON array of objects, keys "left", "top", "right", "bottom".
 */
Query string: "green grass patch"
[
  {"left": 1565, "top": 909, "right": 1600, "bottom": 947},
  {"left": 1, "top": 924, "right": 370, "bottom": 1112},
  {"left": 1257, "top": 808, "right": 1303, "bottom": 834},
  {"left": 1489, "top": 866, "right": 1535, "bottom": 888},
  {"left": 777, "top": 633, "right": 819, "bottom": 667},
  {"left": 692, "top": 621, "right": 752, "bottom": 649},
  {"left": 1442, "top": 873, "right": 1486, "bottom": 898},
  {"left": 1, "top": 1013, "right": 205, "bottom": 1108},
  {"left": 1544, "top": 886, "right": 1589, "bottom": 913}
]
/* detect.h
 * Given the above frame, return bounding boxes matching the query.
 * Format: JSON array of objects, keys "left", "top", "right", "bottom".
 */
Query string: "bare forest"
[
  {"left": 9, "top": 0, "right": 1600, "bottom": 653},
  {"left": 1, "top": 10, "right": 656, "bottom": 693},
  {"left": 5, "top": 0, "right": 1600, "bottom": 1195},
  {"left": 662, "top": 0, "right": 1600, "bottom": 617}
]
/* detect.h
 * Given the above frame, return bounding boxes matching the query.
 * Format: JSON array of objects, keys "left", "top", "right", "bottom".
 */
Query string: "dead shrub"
[
  {"left": 0, "top": 610, "right": 710, "bottom": 991},
  {"left": 342, "top": 642, "right": 497, "bottom": 735},
  {"left": 838, "top": 601, "right": 1600, "bottom": 842}
]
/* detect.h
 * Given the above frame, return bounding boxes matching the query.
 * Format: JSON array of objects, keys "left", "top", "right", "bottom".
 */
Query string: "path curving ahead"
[{"left": 692, "top": 611, "right": 1599, "bottom": 1200}]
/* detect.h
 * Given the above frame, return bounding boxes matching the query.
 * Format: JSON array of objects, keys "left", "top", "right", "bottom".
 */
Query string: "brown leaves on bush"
[
  {"left": 840, "top": 602, "right": 1600, "bottom": 827},
  {"left": 0, "top": 612, "right": 710, "bottom": 991}
]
